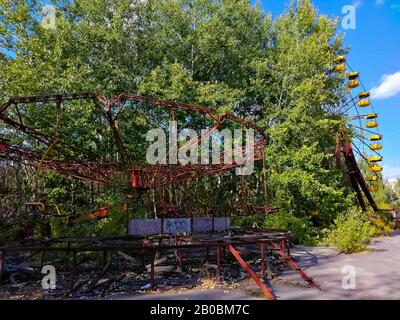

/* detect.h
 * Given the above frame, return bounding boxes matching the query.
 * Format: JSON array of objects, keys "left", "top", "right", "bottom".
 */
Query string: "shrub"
[
  {"left": 232, "top": 214, "right": 265, "bottom": 229},
  {"left": 322, "top": 207, "right": 376, "bottom": 253},
  {"left": 233, "top": 211, "right": 320, "bottom": 245},
  {"left": 262, "top": 211, "right": 320, "bottom": 245},
  {"left": 369, "top": 212, "right": 394, "bottom": 236}
]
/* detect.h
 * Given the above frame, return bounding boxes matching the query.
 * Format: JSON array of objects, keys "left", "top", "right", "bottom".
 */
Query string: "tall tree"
[{"left": 0, "top": 0, "right": 359, "bottom": 237}]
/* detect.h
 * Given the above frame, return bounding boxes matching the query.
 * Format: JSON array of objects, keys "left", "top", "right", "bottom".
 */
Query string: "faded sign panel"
[
  {"left": 128, "top": 219, "right": 161, "bottom": 235},
  {"left": 213, "top": 217, "right": 230, "bottom": 231},
  {"left": 193, "top": 217, "right": 213, "bottom": 233},
  {"left": 163, "top": 218, "right": 191, "bottom": 233}
]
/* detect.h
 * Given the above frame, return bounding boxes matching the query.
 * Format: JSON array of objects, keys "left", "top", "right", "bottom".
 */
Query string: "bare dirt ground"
[{"left": 110, "top": 231, "right": 400, "bottom": 300}]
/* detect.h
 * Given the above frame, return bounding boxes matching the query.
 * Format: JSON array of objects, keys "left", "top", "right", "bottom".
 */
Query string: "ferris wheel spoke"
[
  {"left": 337, "top": 91, "right": 355, "bottom": 107},
  {"left": 345, "top": 68, "right": 382, "bottom": 137},
  {"left": 338, "top": 100, "right": 359, "bottom": 117},
  {"left": 353, "top": 134, "right": 383, "bottom": 158},
  {"left": 341, "top": 94, "right": 359, "bottom": 109},
  {"left": 351, "top": 143, "right": 381, "bottom": 180},
  {"left": 350, "top": 124, "right": 380, "bottom": 136}
]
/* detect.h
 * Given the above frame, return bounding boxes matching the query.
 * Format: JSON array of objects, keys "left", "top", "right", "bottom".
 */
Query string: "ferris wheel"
[{"left": 332, "top": 56, "right": 384, "bottom": 201}]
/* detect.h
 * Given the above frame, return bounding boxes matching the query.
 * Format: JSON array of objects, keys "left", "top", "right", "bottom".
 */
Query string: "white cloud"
[
  {"left": 376, "top": 0, "right": 384, "bottom": 5},
  {"left": 382, "top": 165, "right": 400, "bottom": 180},
  {"left": 370, "top": 71, "right": 400, "bottom": 99}
]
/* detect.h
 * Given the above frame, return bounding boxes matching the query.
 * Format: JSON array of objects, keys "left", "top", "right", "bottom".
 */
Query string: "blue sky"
[{"left": 259, "top": 0, "right": 400, "bottom": 181}]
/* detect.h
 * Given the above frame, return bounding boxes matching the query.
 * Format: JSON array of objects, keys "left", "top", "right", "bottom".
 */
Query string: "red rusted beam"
[
  {"left": 228, "top": 244, "right": 276, "bottom": 300},
  {"left": 0, "top": 92, "right": 268, "bottom": 191},
  {"left": 271, "top": 241, "right": 320, "bottom": 290},
  {"left": 343, "top": 141, "right": 378, "bottom": 212},
  {"left": 335, "top": 136, "right": 342, "bottom": 169}
]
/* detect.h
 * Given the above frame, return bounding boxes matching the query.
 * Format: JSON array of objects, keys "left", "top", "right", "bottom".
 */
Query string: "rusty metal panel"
[
  {"left": 163, "top": 218, "right": 191, "bottom": 233},
  {"left": 193, "top": 217, "right": 213, "bottom": 233},
  {"left": 128, "top": 219, "right": 161, "bottom": 235},
  {"left": 213, "top": 217, "right": 230, "bottom": 231}
]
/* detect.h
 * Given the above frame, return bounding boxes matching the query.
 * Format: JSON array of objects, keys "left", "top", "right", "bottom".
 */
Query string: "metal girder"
[
  {"left": 0, "top": 92, "right": 268, "bottom": 189},
  {"left": 228, "top": 244, "right": 277, "bottom": 300},
  {"left": 339, "top": 140, "right": 378, "bottom": 212}
]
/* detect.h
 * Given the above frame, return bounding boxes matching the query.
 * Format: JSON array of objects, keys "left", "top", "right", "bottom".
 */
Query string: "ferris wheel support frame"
[{"left": 338, "top": 140, "right": 378, "bottom": 212}]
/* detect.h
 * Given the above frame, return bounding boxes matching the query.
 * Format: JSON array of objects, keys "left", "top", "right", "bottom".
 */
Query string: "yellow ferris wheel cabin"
[
  {"left": 364, "top": 113, "right": 378, "bottom": 119},
  {"left": 369, "top": 135, "right": 382, "bottom": 141},
  {"left": 358, "top": 91, "right": 370, "bottom": 99},
  {"left": 370, "top": 143, "right": 383, "bottom": 151},
  {"left": 369, "top": 165, "right": 383, "bottom": 173},
  {"left": 369, "top": 156, "right": 382, "bottom": 162},
  {"left": 347, "top": 72, "right": 360, "bottom": 80},
  {"left": 336, "top": 56, "right": 346, "bottom": 64},
  {"left": 357, "top": 100, "right": 370, "bottom": 107},
  {"left": 366, "top": 121, "right": 378, "bottom": 128},
  {"left": 347, "top": 80, "right": 360, "bottom": 89},
  {"left": 333, "top": 64, "right": 346, "bottom": 73}
]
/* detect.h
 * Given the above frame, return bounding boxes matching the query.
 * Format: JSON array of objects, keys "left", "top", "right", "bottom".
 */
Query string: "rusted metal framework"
[
  {"left": 0, "top": 93, "right": 267, "bottom": 188},
  {"left": 0, "top": 93, "right": 325, "bottom": 299},
  {"left": 0, "top": 228, "right": 320, "bottom": 299},
  {"left": 336, "top": 139, "right": 378, "bottom": 212}
]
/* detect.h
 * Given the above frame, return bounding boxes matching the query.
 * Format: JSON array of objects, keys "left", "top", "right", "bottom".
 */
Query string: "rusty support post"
[
  {"left": 40, "top": 250, "right": 45, "bottom": 268},
  {"left": 266, "top": 252, "right": 272, "bottom": 280},
  {"left": 65, "top": 241, "right": 71, "bottom": 271},
  {"left": 150, "top": 251, "right": 155, "bottom": 287},
  {"left": 103, "top": 250, "right": 108, "bottom": 267},
  {"left": 280, "top": 239, "right": 285, "bottom": 256},
  {"left": 228, "top": 245, "right": 276, "bottom": 300},
  {"left": 336, "top": 136, "right": 342, "bottom": 169},
  {"left": 261, "top": 150, "right": 268, "bottom": 214},
  {"left": 343, "top": 141, "right": 378, "bottom": 212},
  {"left": 260, "top": 242, "right": 266, "bottom": 277},
  {"left": 106, "top": 108, "right": 129, "bottom": 165},
  {"left": 0, "top": 250, "right": 4, "bottom": 284},
  {"left": 70, "top": 250, "right": 76, "bottom": 295},
  {"left": 216, "top": 246, "right": 221, "bottom": 283},
  {"left": 271, "top": 242, "right": 320, "bottom": 290},
  {"left": 178, "top": 250, "right": 183, "bottom": 272}
]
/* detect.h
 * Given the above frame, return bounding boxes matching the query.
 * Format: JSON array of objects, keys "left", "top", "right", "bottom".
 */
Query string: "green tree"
[{"left": 0, "top": 0, "right": 365, "bottom": 243}]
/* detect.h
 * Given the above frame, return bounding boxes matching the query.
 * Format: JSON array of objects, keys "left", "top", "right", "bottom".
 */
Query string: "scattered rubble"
[
  {"left": 0, "top": 230, "right": 319, "bottom": 300},
  {"left": 0, "top": 244, "right": 289, "bottom": 300}
]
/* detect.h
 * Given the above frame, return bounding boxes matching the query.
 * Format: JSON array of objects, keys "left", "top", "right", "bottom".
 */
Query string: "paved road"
[
  {"left": 110, "top": 232, "right": 400, "bottom": 300},
  {"left": 274, "top": 231, "right": 400, "bottom": 300}
]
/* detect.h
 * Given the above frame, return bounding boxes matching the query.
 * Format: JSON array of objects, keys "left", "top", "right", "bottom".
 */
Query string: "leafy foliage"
[
  {"left": 0, "top": 0, "right": 393, "bottom": 247},
  {"left": 322, "top": 207, "right": 377, "bottom": 253}
]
